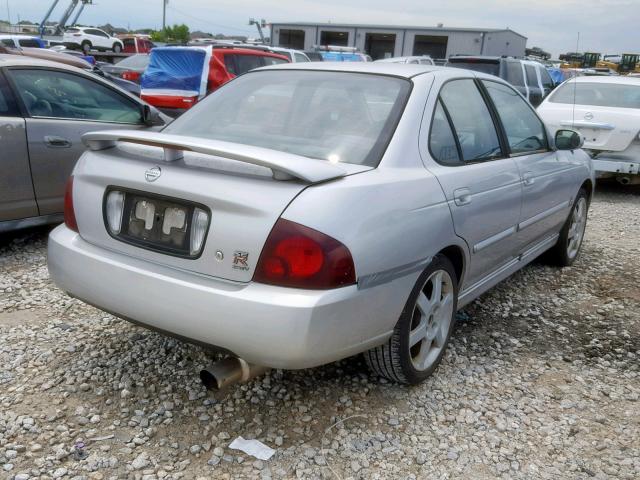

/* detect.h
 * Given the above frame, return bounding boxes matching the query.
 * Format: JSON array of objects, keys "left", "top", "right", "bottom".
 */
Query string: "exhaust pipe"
[{"left": 200, "top": 357, "right": 270, "bottom": 390}]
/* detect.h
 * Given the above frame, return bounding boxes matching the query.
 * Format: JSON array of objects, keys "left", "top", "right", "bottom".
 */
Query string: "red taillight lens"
[
  {"left": 121, "top": 70, "right": 140, "bottom": 82},
  {"left": 64, "top": 176, "right": 78, "bottom": 232},
  {"left": 254, "top": 219, "right": 356, "bottom": 289}
]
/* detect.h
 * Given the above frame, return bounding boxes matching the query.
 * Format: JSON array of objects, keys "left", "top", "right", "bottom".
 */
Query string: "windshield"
[
  {"left": 549, "top": 82, "right": 640, "bottom": 109},
  {"left": 164, "top": 70, "right": 411, "bottom": 166},
  {"left": 448, "top": 60, "right": 500, "bottom": 76},
  {"left": 116, "top": 54, "right": 150, "bottom": 69}
]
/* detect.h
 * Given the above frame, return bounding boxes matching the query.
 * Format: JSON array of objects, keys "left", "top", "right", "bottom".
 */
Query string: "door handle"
[
  {"left": 453, "top": 187, "right": 472, "bottom": 206},
  {"left": 523, "top": 172, "right": 535, "bottom": 186},
  {"left": 44, "top": 136, "right": 72, "bottom": 148}
]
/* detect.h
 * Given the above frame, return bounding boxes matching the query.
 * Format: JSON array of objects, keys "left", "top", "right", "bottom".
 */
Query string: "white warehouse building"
[{"left": 269, "top": 22, "right": 527, "bottom": 60}]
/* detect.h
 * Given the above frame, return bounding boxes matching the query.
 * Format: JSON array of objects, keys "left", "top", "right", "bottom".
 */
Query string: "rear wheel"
[
  {"left": 365, "top": 255, "right": 458, "bottom": 384},
  {"left": 113, "top": 43, "right": 122, "bottom": 53},
  {"left": 547, "top": 189, "right": 588, "bottom": 267},
  {"left": 81, "top": 40, "right": 92, "bottom": 53}
]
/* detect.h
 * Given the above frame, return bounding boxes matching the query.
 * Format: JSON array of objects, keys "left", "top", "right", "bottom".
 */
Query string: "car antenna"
[{"left": 571, "top": 32, "right": 580, "bottom": 128}]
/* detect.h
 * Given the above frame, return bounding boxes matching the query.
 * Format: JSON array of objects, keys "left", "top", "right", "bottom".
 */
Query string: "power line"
[{"left": 165, "top": 4, "right": 254, "bottom": 34}]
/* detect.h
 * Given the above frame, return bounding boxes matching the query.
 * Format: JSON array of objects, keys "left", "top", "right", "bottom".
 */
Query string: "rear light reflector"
[
  {"left": 254, "top": 219, "right": 356, "bottom": 289},
  {"left": 105, "top": 190, "right": 125, "bottom": 234},
  {"left": 190, "top": 208, "right": 209, "bottom": 255},
  {"left": 63, "top": 176, "right": 78, "bottom": 232}
]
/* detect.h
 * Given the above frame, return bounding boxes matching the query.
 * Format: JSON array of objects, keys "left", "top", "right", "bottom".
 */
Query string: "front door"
[
  {"left": 426, "top": 78, "right": 523, "bottom": 287},
  {"left": 481, "top": 80, "right": 576, "bottom": 251},
  {"left": 0, "top": 71, "right": 37, "bottom": 223},
  {"left": 6, "top": 67, "right": 148, "bottom": 215}
]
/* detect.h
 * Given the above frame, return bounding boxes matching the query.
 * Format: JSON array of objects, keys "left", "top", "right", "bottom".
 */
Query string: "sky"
[{"left": 4, "top": 0, "right": 640, "bottom": 58}]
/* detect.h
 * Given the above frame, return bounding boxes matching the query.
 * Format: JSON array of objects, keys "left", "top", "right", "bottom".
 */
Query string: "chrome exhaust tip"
[{"left": 200, "top": 357, "right": 269, "bottom": 390}]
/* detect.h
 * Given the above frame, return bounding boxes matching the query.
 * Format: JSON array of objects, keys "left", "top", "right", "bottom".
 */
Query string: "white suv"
[{"left": 63, "top": 27, "right": 124, "bottom": 53}]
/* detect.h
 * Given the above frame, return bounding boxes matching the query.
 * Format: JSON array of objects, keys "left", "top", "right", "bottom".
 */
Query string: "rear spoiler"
[{"left": 82, "top": 130, "right": 347, "bottom": 183}]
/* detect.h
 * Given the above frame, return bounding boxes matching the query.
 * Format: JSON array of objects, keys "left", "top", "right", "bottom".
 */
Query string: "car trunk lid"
[{"left": 71, "top": 130, "right": 369, "bottom": 282}]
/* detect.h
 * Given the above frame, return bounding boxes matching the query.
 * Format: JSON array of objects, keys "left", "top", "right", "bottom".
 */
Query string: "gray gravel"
[{"left": 1, "top": 183, "right": 639, "bottom": 479}]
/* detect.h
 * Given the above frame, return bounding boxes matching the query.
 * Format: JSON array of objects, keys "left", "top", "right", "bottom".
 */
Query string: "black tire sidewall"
[
  {"left": 396, "top": 255, "right": 459, "bottom": 384},
  {"left": 113, "top": 43, "right": 121, "bottom": 53}
]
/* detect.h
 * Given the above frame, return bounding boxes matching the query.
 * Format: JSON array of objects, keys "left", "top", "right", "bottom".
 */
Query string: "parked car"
[
  {"left": 48, "top": 62, "right": 594, "bottom": 388},
  {"left": 303, "top": 50, "right": 324, "bottom": 62},
  {"left": 63, "top": 27, "right": 124, "bottom": 53},
  {"left": 538, "top": 75, "right": 640, "bottom": 185},
  {"left": 49, "top": 45, "right": 96, "bottom": 64},
  {"left": 0, "top": 55, "right": 169, "bottom": 233},
  {"left": 0, "top": 35, "right": 46, "bottom": 49},
  {"left": 267, "top": 47, "right": 310, "bottom": 62},
  {"left": 98, "top": 54, "right": 150, "bottom": 83},
  {"left": 447, "top": 56, "right": 555, "bottom": 106},
  {"left": 119, "top": 35, "right": 154, "bottom": 54},
  {"left": 375, "top": 55, "right": 435, "bottom": 65},
  {"left": 140, "top": 46, "right": 289, "bottom": 116}
]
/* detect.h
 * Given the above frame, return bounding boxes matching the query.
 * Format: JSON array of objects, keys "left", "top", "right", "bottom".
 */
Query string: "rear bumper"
[
  {"left": 47, "top": 225, "right": 395, "bottom": 369},
  {"left": 592, "top": 158, "right": 640, "bottom": 176}
]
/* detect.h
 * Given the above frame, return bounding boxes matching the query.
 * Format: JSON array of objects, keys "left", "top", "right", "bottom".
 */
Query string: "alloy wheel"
[
  {"left": 567, "top": 197, "right": 587, "bottom": 260},
  {"left": 408, "top": 269, "right": 454, "bottom": 371}
]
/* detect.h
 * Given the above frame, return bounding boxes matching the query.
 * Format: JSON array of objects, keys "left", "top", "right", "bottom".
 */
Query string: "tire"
[
  {"left": 81, "top": 41, "right": 92, "bottom": 53},
  {"left": 113, "top": 43, "right": 122, "bottom": 53},
  {"left": 365, "top": 254, "right": 458, "bottom": 385},
  {"left": 547, "top": 188, "right": 589, "bottom": 267}
]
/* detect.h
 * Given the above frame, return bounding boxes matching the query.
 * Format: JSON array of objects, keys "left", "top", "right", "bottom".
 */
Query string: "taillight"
[
  {"left": 253, "top": 219, "right": 356, "bottom": 289},
  {"left": 121, "top": 71, "right": 140, "bottom": 82},
  {"left": 64, "top": 176, "right": 78, "bottom": 232}
]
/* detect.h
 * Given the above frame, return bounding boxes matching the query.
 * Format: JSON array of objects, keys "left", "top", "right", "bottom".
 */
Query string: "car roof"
[
  {"left": 257, "top": 61, "right": 478, "bottom": 79},
  {"left": 568, "top": 75, "right": 640, "bottom": 85},
  {"left": 0, "top": 53, "right": 88, "bottom": 71}
]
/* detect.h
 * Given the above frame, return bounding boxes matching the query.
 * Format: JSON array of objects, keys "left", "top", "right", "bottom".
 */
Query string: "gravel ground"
[{"left": 1, "top": 183, "right": 638, "bottom": 480}]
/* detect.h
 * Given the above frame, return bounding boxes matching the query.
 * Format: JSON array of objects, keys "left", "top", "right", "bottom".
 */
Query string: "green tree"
[{"left": 150, "top": 24, "right": 190, "bottom": 44}]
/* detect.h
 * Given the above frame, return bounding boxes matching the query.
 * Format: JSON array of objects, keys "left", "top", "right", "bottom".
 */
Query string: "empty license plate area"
[{"left": 104, "top": 188, "right": 210, "bottom": 258}]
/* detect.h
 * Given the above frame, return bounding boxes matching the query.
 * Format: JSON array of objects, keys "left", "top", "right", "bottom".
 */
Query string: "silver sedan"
[{"left": 48, "top": 62, "right": 594, "bottom": 386}]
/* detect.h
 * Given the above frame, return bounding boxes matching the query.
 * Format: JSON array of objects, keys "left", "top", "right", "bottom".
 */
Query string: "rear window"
[
  {"left": 116, "top": 54, "right": 150, "bottom": 69},
  {"left": 164, "top": 70, "right": 411, "bottom": 167},
  {"left": 18, "top": 38, "right": 40, "bottom": 48},
  {"left": 1, "top": 39, "right": 14, "bottom": 47},
  {"left": 549, "top": 82, "right": 640, "bottom": 109},
  {"left": 224, "top": 54, "right": 265, "bottom": 75},
  {"left": 448, "top": 59, "right": 500, "bottom": 76},
  {"left": 123, "top": 38, "right": 136, "bottom": 47}
]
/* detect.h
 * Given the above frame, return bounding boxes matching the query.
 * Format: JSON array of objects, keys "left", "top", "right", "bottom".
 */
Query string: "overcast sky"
[{"left": 5, "top": 0, "right": 639, "bottom": 57}]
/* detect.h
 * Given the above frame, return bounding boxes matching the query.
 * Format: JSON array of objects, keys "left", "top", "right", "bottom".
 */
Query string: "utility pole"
[{"left": 162, "top": 0, "right": 167, "bottom": 31}]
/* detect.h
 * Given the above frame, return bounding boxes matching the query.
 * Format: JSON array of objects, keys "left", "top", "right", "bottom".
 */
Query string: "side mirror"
[
  {"left": 141, "top": 104, "right": 163, "bottom": 126},
  {"left": 555, "top": 129, "right": 584, "bottom": 150}
]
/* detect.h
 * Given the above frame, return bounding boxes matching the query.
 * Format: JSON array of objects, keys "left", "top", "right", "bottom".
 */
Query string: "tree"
[{"left": 150, "top": 24, "right": 190, "bottom": 44}]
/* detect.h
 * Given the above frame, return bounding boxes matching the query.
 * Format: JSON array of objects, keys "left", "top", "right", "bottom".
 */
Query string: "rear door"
[
  {"left": 6, "top": 67, "right": 150, "bottom": 215},
  {"left": 426, "top": 78, "right": 523, "bottom": 287},
  {"left": 0, "top": 69, "right": 38, "bottom": 223},
  {"left": 482, "top": 80, "right": 576, "bottom": 251}
]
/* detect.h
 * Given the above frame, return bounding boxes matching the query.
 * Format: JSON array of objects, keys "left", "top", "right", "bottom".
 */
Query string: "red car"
[
  {"left": 141, "top": 46, "right": 289, "bottom": 116},
  {"left": 119, "top": 36, "right": 154, "bottom": 54}
]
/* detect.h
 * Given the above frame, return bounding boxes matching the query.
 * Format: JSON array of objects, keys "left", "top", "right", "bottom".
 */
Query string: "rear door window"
[
  {"left": 438, "top": 79, "right": 503, "bottom": 162},
  {"left": 525, "top": 65, "right": 538, "bottom": 88},
  {"left": 18, "top": 38, "right": 40, "bottom": 48},
  {"left": 1, "top": 39, "right": 15, "bottom": 47},
  {"left": 235, "top": 54, "right": 266, "bottom": 74},
  {"left": 429, "top": 100, "right": 461, "bottom": 165},
  {"left": 483, "top": 80, "right": 549, "bottom": 154},
  {"left": 506, "top": 62, "right": 525, "bottom": 86},
  {"left": 9, "top": 69, "right": 143, "bottom": 123}
]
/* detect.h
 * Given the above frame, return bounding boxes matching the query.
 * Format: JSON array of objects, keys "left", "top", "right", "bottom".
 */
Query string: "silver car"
[
  {"left": 48, "top": 63, "right": 594, "bottom": 386},
  {"left": 0, "top": 55, "right": 167, "bottom": 233}
]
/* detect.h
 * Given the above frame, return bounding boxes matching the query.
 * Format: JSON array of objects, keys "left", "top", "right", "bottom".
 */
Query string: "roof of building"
[{"left": 270, "top": 22, "right": 527, "bottom": 40}]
